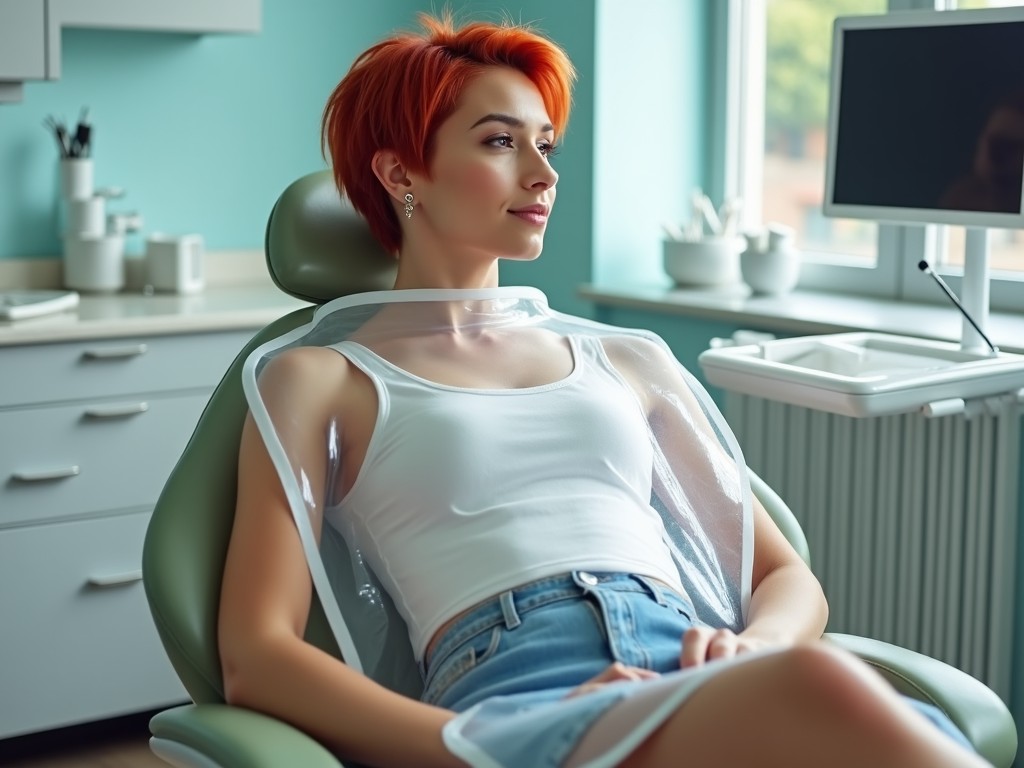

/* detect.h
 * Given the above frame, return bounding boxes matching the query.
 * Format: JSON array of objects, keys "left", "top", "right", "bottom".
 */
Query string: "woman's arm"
[
  {"left": 602, "top": 335, "right": 828, "bottom": 667},
  {"left": 680, "top": 494, "right": 828, "bottom": 666},
  {"left": 218, "top": 349, "right": 463, "bottom": 768}
]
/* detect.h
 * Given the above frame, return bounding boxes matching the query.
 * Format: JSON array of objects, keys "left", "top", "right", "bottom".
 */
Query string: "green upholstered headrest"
[{"left": 264, "top": 170, "right": 397, "bottom": 304}]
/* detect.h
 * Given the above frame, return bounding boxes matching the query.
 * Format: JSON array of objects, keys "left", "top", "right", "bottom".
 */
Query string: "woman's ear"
[{"left": 371, "top": 149, "right": 414, "bottom": 204}]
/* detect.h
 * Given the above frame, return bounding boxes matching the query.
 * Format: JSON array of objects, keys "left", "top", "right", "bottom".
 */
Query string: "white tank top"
[{"left": 327, "top": 334, "right": 684, "bottom": 660}]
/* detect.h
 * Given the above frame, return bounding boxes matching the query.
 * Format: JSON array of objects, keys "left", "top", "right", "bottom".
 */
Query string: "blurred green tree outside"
[{"left": 765, "top": 0, "right": 885, "bottom": 154}]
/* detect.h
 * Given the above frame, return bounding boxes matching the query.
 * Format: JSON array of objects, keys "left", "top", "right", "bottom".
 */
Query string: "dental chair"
[{"left": 142, "top": 170, "right": 1018, "bottom": 768}]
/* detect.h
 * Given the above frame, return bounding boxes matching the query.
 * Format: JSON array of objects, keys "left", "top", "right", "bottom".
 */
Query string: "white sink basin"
[{"left": 699, "top": 332, "right": 1024, "bottom": 417}]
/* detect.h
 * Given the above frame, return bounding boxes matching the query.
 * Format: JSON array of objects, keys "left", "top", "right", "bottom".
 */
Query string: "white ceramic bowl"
[
  {"left": 663, "top": 237, "right": 742, "bottom": 287},
  {"left": 740, "top": 246, "right": 801, "bottom": 295}
]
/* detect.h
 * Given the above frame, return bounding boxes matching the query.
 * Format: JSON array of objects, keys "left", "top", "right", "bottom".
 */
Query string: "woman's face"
[{"left": 407, "top": 67, "right": 559, "bottom": 264}]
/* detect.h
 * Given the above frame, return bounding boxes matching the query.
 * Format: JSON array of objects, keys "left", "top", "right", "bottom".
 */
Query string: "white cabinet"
[
  {"left": 0, "top": 1, "right": 45, "bottom": 103},
  {"left": 0, "top": 513, "right": 186, "bottom": 739},
  {"left": 46, "top": 0, "right": 262, "bottom": 78},
  {"left": 0, "top": 2, "right": 45, "bottom": 78},
  {"left": 0, "top": 0, "right": 261, "bottom": 102},
  {"left": 0, "top": 326, "right": 254, "bottom": 739},
  {"left": 49, "top": 0, "right": 262, "bottom": 34}
]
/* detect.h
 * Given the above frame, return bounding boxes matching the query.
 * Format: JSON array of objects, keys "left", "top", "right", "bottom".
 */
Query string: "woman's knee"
[
  {"left": 759, "top": 642, "right": 955, "bottom": 767},
  {"left": 629, "top": 645, "right": 932, "bottom": 767},
  {"left": 770, "top": 643, "right": 902, "bottom": 723},
  {"left": 621, "top": 644, "right": 902, "bottom": 767}
]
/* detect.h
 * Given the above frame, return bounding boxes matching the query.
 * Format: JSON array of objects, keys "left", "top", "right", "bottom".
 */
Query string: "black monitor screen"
[{"left": 831, "top": 18, "right": 1024, "bottom": 218}]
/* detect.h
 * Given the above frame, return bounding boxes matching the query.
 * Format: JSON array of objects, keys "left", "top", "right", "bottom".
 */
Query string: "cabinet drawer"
[
  {"left": 0, "top": 513, "right": 186, "bottom": 739},
  {"left": 0, "top": 329, "right": 252, "bottom": 408},
  {"left": 0, "top": 392, "right": 211, "bottom": 527}
]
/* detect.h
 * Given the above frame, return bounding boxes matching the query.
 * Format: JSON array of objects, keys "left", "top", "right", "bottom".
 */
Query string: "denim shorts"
[
  {"left": 422, "top": 571, "right": 973, "bottom": 767},
  {"left": 422, "top": 571, "right": 700, "bottom": 767},
  {"left": 420, "top": 571, "right": 695, "bottom": 711}
]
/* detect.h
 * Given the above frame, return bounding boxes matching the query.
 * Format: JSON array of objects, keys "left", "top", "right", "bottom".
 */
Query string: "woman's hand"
[
  {"left": 565, "top": 662, "right": 660, "bottom": 698},
  {"left": 679, "top": 626, "right": 777, "bottom": 668}
]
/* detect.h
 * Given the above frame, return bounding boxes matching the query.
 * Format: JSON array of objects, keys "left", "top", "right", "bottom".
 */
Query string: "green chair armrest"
[
  {"left": 825, "top": 632, "right": 1017, "bottom": 768},
  {"left": 149, "top": 704, "right": 347, "bottom": 768}
]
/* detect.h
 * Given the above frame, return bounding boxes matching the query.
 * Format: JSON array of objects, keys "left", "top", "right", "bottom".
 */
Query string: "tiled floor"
[{"left": 0, "top": 712, "right": 167, "bottom": 768}]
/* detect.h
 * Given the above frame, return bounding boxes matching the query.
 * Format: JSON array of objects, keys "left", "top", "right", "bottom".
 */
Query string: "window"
[
  {"left": 726, "top": 0, "right": 1024, "bottom": 310},
  {"left": 763, "top": 0, "right": 884, "bottom": 268}
]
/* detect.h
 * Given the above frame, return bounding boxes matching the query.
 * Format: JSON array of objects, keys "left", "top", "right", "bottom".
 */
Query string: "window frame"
[{"left": 722, "top": 0, "right": 1024, "bottom": 311}]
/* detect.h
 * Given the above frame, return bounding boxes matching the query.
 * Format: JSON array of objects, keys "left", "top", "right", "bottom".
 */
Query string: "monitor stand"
[{"left": 961, "top": 227, "right": 994, "bottom": 355}]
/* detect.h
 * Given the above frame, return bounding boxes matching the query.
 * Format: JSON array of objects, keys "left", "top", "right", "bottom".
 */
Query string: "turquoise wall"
[
  {"left": 0, "top": 1, "right": 715, "bottom": 319},
  {"left": 593, "top": 0, "right": 709, "bottom": 289},
  {"left": 0, "top": 1, "right": 420, "bottom": 261},
  {"left": 0, "top": 0, "right": 606, "bottom": 316}
]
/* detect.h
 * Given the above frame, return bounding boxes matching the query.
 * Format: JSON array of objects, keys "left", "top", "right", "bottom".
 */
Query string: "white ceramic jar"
[{"left": 740, "top": 225, "right": 801, "bottom": 295}]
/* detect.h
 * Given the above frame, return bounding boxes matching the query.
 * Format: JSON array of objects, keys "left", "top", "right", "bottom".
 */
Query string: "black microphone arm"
[{"left": 917, "top": 260, "right": 998, "bottom": 355}]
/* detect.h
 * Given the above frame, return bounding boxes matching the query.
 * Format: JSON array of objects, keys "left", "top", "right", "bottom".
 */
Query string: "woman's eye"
[
  {"left": 486, "top": 135, "right": 559, "bottom": 159},
  {"left": 539, "top": 142, "right": 560, "bottom": 159}
]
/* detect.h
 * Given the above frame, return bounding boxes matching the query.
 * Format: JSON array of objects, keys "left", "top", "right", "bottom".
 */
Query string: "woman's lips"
[{"left": 510, "top": 205, "right": 549, "bottom": 225}]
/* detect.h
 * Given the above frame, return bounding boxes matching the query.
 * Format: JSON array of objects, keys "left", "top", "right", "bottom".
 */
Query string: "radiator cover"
[{"left": 726, "top": 392, "right": 1020, "bottom": 701}]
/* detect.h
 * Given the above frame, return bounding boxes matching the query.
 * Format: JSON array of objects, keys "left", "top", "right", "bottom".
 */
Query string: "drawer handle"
[
  {"left": 84, "top": 402, "right": 149, "bottom": 419},
  {"left": 87, "top": 570, "right": 143, "bottom": 588},
  {"left": 11, "top": 466, "right": 81, "bottom": 482},
  {"left": 81, "top": 343, "right": 149, "bottom": 360}
]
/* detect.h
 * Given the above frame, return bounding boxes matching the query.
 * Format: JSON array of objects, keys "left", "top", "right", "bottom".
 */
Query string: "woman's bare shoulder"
[
  {"left": 598, "top": 333, "right": 673, "bottom": 371},
  {"left": 256, "top": 345, "right": 360, "bottom": 408},
  {"left": 261, "top": 344, "right": 356, "bottom": 375}
]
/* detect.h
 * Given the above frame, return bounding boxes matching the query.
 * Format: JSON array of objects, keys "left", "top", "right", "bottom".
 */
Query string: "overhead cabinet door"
[
  {"left": 46, "top": 0, "right": 262, "bottom": 77},
  {"left": 0, "top": 0, "right": 45, "bottom": 101}
]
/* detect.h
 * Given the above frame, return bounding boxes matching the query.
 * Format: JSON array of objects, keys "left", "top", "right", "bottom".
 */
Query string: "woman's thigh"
[
  {"left": 426, "top": 574, "right": 976, "bottom": 767},
  {"left": 569, "top": 644, "right": 978, "bottom": 768}
]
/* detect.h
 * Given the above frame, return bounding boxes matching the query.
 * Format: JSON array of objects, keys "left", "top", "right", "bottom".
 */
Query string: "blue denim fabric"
[
  {"left": 420, "top": 571, "right": 692, "bottom": 710},
  {"left": 424, "top": 571, "right": 973, "bottom": 766}
]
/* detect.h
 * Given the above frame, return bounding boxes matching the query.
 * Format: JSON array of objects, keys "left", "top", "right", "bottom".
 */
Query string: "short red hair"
[{"left": 321, "top": 12, "right": 576, "bottom": 254}]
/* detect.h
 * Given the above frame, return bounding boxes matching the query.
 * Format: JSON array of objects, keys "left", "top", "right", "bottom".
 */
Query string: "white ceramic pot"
[
  {"left": 65, "top": 196, "right": 106, "bottom": 237},
  {"left": 663, "top": 237, "right": 743, "bottom": 287},
  {"left": 63, "top": 233, "right": 125, "bottom": 293}
]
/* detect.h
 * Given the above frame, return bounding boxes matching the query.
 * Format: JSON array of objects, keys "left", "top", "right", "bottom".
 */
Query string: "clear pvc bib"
[{"left": 241, "top": 286, "right": 753, "bottom": 694}]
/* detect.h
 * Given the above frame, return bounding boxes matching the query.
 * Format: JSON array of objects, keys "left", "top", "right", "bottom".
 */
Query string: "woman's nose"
[{"left": 523, "top": 149, "right": 558, "bottom": 190}]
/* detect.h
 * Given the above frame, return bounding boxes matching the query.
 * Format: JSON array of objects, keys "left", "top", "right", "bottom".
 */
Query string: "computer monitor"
[{"left": 823, "top": 6, "right": 1024, "bottom": 230}]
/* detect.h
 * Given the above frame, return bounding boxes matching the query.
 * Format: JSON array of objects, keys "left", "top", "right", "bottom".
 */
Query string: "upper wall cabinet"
[
  {"left": 0, "top": 0, "right": 261, "bottom": 103},
  {"left": 0, "top": 2, "right": 46, "bottom": 103}
]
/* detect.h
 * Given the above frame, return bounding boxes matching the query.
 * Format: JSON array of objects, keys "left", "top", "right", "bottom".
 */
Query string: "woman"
[{"left": 219, "top": 13, "right": 985, "bottom": 768}]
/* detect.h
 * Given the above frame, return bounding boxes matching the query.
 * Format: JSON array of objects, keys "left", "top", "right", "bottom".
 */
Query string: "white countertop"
[
  {"left": 0, "top": 284, "right": 310, "bottom": 347},
  {"left": 580, "top": 283, "right": 1024, "bottom": 355}
]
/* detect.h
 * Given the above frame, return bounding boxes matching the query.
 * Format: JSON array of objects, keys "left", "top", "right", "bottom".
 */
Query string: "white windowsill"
[{"left": 579, "top": 282, "right": 1024, "bottom": 355}]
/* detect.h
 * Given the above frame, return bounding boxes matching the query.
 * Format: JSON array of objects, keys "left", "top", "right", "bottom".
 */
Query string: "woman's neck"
[{"left": 392, "top": 242, "right": 501, "bottom": 291}]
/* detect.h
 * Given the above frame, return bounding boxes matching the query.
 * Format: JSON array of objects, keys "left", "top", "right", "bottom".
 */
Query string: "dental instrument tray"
[
  {"left": 699, "top": 332, "right": 1024, "bottom": 418},
  {"left": 0, "top": 290, "right": 80, "bottom": 321}
]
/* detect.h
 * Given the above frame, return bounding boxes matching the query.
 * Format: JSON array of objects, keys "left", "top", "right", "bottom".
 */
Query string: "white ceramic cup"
[
  {"left": 63, "top": 233, "right": 125, "bottom": 293},
  {"left": 60, "top": 158, "right": 94, "bottom": 201},
  {"left": 66, "top": 196, "right": 106, "bottom": 237},
  {"left": 662, "top": 237, "right": 743, "bottom": 287},
  {"left": 145, "top": 233, "right": 205, "bottom": 294}
]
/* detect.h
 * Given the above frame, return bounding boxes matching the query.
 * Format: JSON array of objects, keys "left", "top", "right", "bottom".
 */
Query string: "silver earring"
[{"left": 403, "top": 193, "right": 414, "bottom": 219}]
